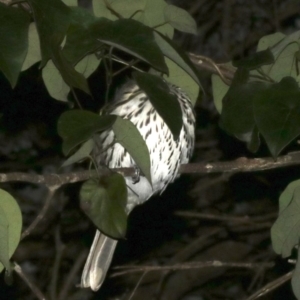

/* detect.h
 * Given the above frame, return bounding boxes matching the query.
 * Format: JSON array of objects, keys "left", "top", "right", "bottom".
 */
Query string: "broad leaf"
[
  {"left": 27, "top": 0, "right": 71, "bottom": 66},
  {"left": 271, "top": 186, "right": 300, "bottom": 257},
  {"left": 62, "top": 139, "right": 95, "bottom": 167},
  {"left": 0, "top": 4, "right": 30, "bottom": 87},
  {"left": 112, "top": 116, "right": 151, "bottom": 184},
  {"left": 0, "top": 189, "right": 22, "bottom": 273},
  {"left": 163, "top": 58, "right": 199, "bottom": 106},
  {"left": 292, "top": 246, "right": 300, "bottom": 300},
  {"left": 50, "top": 45, "right": 90, "bottom": 95},
  {"left": 80, "top": 176, "right": 127, "bottom": 238},
  {"left": 233, "top": 48, "right": 274, "bottom": 70},
  {"left": 254, "top": 77, "right": 300, "bottom": 158},
  {"left": 278, "top": 180, "right": 300, "bottom": 213},
  {"left": 92, "top": 18, "right": 168, "bottom": 73},
  {"left": 154, "top": 32, "right": 202, "bottom": 98},
  {"left": 22, "top": 23, "right": 41, "bottom": 71},
  {"left": 133, "top": 72, "right": 182, "bottom": 140},
  {"left": 164, "top": 4, "right": 197, "bottom": 35},
  {"left": 57, "top": 110, "right": 116, "bottom": 155}
]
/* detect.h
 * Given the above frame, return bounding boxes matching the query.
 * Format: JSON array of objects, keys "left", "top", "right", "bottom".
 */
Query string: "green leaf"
[
  {"left": 292, "top": 246, "right": 300, "bottom": 300},
  {"left": 62, "top": 139, "right": 95, "bottom": 167},
  {"left": 42, "top": 60, "right": 70, "bottom": 102},
  {"left": 27, "top": 0, "right": 71, "bottom": 66},
  {"left": 112, "top": 116, "right": 151, "bottom": 184},
  {"left": 154, "top": 32, "right": 202, "bottom": 97},
  {"left": 211, "top": 74, "right": 230, "bottom": 113},
  {"left": 271, "top": 186, "right": 300, "bottom": 257},
  {"left": 220, "top": 71, "right": 269, "bottom": 147},
  {"left": 92, "top": 18, "right": 168, "bottom": 73},
  {"left": 22, "top": 23, "right": 41, "bottom": 71},
  {"left": 133, "top": 72, "right": 183, "bottom": 140},
  {"left": 278, "top": 180, "right": 300, "bottom": 213},
  {"left": 0, "top": 3, "right": 30, "bottom": 87},
  {"left": 163, "top": 57, "right": 199, "bottom": 106},
  {"left": 164, "top": 4, "right": 197, "bottom": 35},
  {"left": 257, "top": 31, "right": 300, "bottom": 83},
  {"left": 51, "top": 45, "right": 90, "bottom": 95},
  {"left": 233, "top": 48, "right": 274, "bottom": 70},
  {"left": 253, "top": 77, "right": 300, "bottom": 158},
  {"left": 63, "top": 7, "right": 100, "bottom": 64},
  {"left": 80, "top": 176, "right": 127, "bottom": 238},
  {"left": 57, "top": 110, "right": 116, "bottom": 155},
  {"left": 0, "top": 189, "right": 22, "bottom": 273}
]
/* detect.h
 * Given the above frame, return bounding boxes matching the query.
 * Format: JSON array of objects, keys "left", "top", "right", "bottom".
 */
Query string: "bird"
[{"left": 80, "top": 79, "right": 195, "bottom": 291}]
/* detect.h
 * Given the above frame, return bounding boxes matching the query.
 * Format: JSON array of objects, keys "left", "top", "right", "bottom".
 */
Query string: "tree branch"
[{"left": 1, "top": 151, "right": 299, "bottom": 187}]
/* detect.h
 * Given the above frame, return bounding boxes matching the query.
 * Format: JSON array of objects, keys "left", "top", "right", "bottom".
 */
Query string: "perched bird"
[{"left": 81, "top": 79, "right": 195, "bottom": 291}]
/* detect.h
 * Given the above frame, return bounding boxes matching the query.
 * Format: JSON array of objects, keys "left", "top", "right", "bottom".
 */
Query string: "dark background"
[{"left": 1, "top": 0, "right": 300, "bottom": 299}]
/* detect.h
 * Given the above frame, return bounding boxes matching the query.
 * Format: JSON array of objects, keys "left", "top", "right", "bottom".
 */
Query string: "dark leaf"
[
  {"left": 112, "top": 116, "right": 152, "bottom": 185},
  {"left": 57, "top": 110, "right": 116, "bottom": 155},
  {"left": 80, "top": 176, "right": 127, "bottom": 238},
  {"left": 233, "top": 48, "right": 274, "bottom": 70},
  {"left": 253, "top": 77, "right": 300, "bottom": 158},
  {"left": 0, "top": 4, "right": 30, "bottom": 87},
  {"left": 27, "top": 0, "right": 71, "bottom": 66},
  {"left": 51, "top": 45, "right": 90, "bottom": 95},
  {"left": 133, "top": 72, "right": 183, "bottom": 140}
]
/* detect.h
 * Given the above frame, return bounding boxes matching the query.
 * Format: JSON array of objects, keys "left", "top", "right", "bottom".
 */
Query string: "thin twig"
[
  {"left": 14, "top": 263, "right": 46, "bottom": 300},
  {"left": 245, "top": 271, "right": 293, "bottom": 300},
  {"left": 58, "top": 249, "right": 89, "bottom": 300},
  {"left": 21, "top": 187, "right": 58, "bottom": 240},
  {"left": 111, "top": 261, "right": 275, "bottom": 277},
  {"left": 128, "top": 271, "right": 148, "bottom": 300}
]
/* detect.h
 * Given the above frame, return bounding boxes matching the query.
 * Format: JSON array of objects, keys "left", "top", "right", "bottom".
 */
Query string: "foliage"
[
  {"left": 0, "top": 0, "right": 200, "bottom": 274},
  {"left": 211, "top": 30, "right": 300, "bottom": 299}
]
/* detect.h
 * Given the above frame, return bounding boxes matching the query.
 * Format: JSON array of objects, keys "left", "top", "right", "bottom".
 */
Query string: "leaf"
[
  {"left": 22, "top": 23, "right": 41, "bottom": 71},
  {"left": 292, "top": 246, "right": 300, "bottom": 300},
  {"left": 154, "top": 31, "right": 202, "bottom": 96},
  {"left": 0, "top": 189, "right": 22, "bottom": 273},
  {"left": 164, "top": 4, "right": 197, "bottom": 35},
  {"left": 80, "top": 176, "right": 127, "bottom": 238},
  {"left": 271, "top": 186, "right": 300, "bottom": 257},
  {"left": 163, "top": 57, "right": 199, "bottom": 106},
  {"left": 233, "top": 48, "right": 274, "bottom": 70},
  {"left": 62, "top": 139, "right": 95, "bottom": 167},
  {"left": 211, "top": 74, "right": 230, "bottom": 113},
  {"left": 220, "top": 70, "right": 270, "bottom": 147},
  {"left": 63, "top": 7, "right": 100, "bottom": 64},
  {"left": 112, "top": 116, "right": 151, "bottom": 184},
  {"left": 0, "top": 3, "right": 30, "bottom": 87},
  {"left": 133, "top": 72, "right": 183, "bottom": 140},
  {"left": 253, "top": 77, "right": 300, "bottom": 158},
  {"left": 50, "top": 45, "right": 90, "bottom": 95},
  {"left": 57, "top": 110, "right": 116, "bottom": 155},
  {"left": 257, "top": 31, "right": 300, "bottom": 83},
  {"left": 278, "top": 180, "right": 300, "bottom": 213},
  {"left": 27, "top": 0, "right": 71, "bottom": 66},
  {"left": 42, "top": 60, "right": 70, "bottom": 102},
  {"left": 92, "top": 18, "right": 168, "bottom": 73}
]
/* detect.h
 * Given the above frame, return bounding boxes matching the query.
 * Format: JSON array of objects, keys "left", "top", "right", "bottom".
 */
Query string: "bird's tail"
[{"left": 81, "top": 230, "right": 118, "bottom": 291}]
